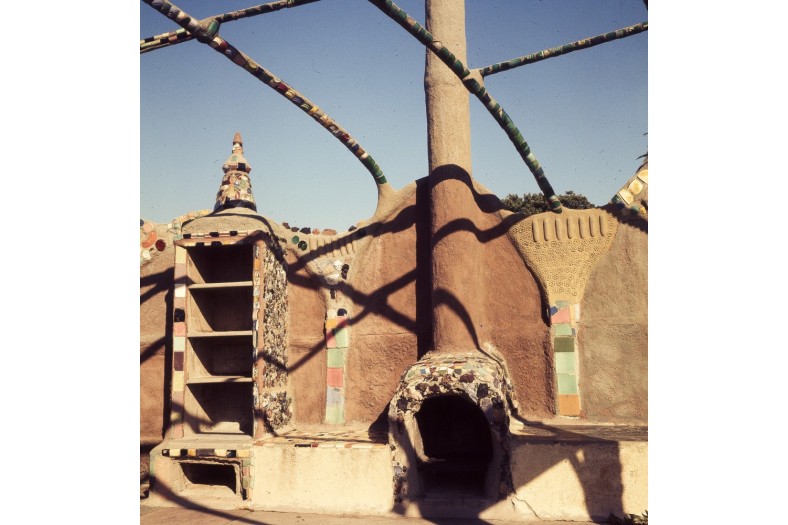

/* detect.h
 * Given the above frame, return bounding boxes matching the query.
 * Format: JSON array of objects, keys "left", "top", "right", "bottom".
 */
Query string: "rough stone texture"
[
  {"left": 255, "top": 242, "right": 292, "bottom": 432},
  {"left": 257, "top": 390, "right": 292, "bottom": 432},
  {"left": 260, "top": 247, "right": 288, "bottom": 389},
  {"left": 388, "top": 352, "right": 514, "bottom": 501},
  {"left": 578, "top": 216, "right": 648, "bottom": 423}
]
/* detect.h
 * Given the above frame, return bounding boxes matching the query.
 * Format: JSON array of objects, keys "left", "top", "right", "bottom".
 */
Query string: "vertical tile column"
[
  {"left": 551, "top": 299, "right": 581, "bottom": 417},
  {"left": 324, "top": 308, "right": 350, "bottom": 424},
  {"left": 170, "top": 244, "right": 188, "bottom": 438}
]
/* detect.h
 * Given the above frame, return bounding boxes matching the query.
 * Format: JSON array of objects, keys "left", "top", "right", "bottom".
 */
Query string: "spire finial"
[{"left": 214, "top": 132, "right": 257, "bottom": 212}]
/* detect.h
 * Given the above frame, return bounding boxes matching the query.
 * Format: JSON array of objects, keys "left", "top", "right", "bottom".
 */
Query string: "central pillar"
[{"left": 425, "top": 0, "right": 484, "bottom": 354}]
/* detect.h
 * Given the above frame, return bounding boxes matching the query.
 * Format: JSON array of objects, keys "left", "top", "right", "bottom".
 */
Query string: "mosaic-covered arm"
[
  {"left": 140, "top": 0, "right": 321, "bottom": 53},
  {"left": 140, "top": 27, "right": 192, "bottom": 54},
  {"left": 480, "top": 22, "right": 648, "bottom": 77},
  {"left": 142, "top": 0, "right": 389, "bottom": 187},
  {"left": 368, "top": 0, "right": 562, "bottom": 212}
]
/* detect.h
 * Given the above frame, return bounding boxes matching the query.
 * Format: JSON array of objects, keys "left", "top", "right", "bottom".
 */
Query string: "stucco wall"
[
  {"left": 286, "top": 253, "right": 328, "bottom": 424},
  {"left": 578, "top": 213, "right": 648, "bottom": 422},
  {"left": 140, "top": 224, "right": 175, "bottom": 445},
  {"left": 345, "top": 182, "right": 427, "bottom": 423},
  {"left": 141, "top": 200, "right": 646, "bottom": 437},
  {"left": 343, "top": 179, "right": 553, "bottom": 422}
]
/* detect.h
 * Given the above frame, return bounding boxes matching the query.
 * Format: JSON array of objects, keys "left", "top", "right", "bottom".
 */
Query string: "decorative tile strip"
[
  {"left": 508, "top": 209, "right": 618, "bottom": 417},
  {"left": 479, "top": 22, "right": 648, "bottom": 77},
  {"left": 140, "top": 0, "right": 321, "bottom": 53},
  {"left": 324, "top": 310, "right": 350, "bottom": 425}
]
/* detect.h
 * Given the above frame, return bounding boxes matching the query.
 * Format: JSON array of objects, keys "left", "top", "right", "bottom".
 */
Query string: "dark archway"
[
  {"left": 388, "top": 352, "right": 515, "bottom": 506},
  {"left": 415, "top": 395, "right": 493, "bottom": 497}
]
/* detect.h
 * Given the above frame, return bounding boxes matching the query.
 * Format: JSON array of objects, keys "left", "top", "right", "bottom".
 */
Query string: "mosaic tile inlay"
[{"left": 389, "top": 351, "right": 516, "bottom": 501}]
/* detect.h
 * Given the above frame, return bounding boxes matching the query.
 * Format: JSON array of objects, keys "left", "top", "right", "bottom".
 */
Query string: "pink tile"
[
  {"left": 551, "top": 307, "right": 570, "bottom": 324},
  {"left": 327, "top": 367, "right": 344, "bottom": 387}
]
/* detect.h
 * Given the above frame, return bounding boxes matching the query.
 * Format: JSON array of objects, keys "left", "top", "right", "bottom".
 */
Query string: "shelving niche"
[{"left": 179, "top": 238, "right": 259, "bottom": 439}]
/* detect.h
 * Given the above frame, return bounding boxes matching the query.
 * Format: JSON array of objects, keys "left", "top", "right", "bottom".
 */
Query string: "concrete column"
[{"left": 425, "top": 0, "right": 484, "bottom": 354}]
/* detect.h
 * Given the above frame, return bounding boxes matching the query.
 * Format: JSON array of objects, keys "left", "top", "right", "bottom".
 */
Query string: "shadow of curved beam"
[
  {"left": 286, "top": 269, "right": 419, "bottom": 374},
  {"left": 429, "top": 166, "right": 509, "bottom": 216},
  {"left": 431, "top": 213, "right": 526, "bottom": 248},
  {"left": 511, "top": 414, "right": 627, "bottom": 520},
  {"left": 140, "top": 269, "right": 174, "bottom": 305},
  {"left": 432, "top": 287, "right": 481, "bottom": 350},
  {"left": 141, "top": 336, "right": 167, "bottom": 365}
]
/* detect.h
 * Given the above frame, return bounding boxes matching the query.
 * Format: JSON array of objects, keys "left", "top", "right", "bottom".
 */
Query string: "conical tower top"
[{"left": 214, "top": 132, "right": 257, "bottom": 212}]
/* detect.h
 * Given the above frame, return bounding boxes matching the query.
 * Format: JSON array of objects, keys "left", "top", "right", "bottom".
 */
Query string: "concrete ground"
[{"left": 140, "top": 501, "right": 605, "bottom": 525}]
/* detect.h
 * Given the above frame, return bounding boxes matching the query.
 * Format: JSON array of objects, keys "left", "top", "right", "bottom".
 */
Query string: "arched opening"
[{"left": 415, "top": 395, "right": 493, "bottom": 497}]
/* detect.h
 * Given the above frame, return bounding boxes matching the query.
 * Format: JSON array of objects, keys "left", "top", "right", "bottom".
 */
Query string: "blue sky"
[{"left": 141, "top": 0, "right": 647, "bottom": 229}]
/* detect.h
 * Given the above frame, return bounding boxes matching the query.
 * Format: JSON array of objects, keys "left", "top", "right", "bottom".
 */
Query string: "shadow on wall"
[{"left": 142, "top": 164, "right": 645, "bottom": 521}]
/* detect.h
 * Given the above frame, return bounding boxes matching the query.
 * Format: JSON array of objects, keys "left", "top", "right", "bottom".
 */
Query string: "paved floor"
[{"left": 140, "top": 502, "right": 605, "bottom": 525}]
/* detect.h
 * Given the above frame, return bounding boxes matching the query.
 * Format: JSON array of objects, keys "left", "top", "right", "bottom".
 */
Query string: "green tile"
[
  {"left": 554, "top": 323, "right": 573, "bottom": 337},
  {"left": 334, "top": 326, "right": 349, "bottom": 348},
  {"left": 557, "top": 373, "right": 578, "bottom": 395},
  {"left": 554, "top": 336, "right": 575, "bottom": 352},
  {"left": 556, "top": 300, "right": 570, "bottom": 308},
  {"left": 325, "top": 404, "right": 345, "bottom": 425},
  {"left": 327, "top": 348, "right": 345, "bottom": 368},
  {"left": 555, "top": 352, "right": 576, "bottom": 374}
]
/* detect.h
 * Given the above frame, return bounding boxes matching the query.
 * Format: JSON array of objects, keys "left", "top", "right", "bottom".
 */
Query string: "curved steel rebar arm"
[
  {"left": 142, "top": 0, "right": 389, "bottom": 187},
  {"left": 480, "top": 22, "right": 648, "bottom": 77},
  {"left": 368, "top": 0, "right": 562, "bottom": 212},
  {"left": 140, "top": 0, "right": 321, "bottom": 54}
]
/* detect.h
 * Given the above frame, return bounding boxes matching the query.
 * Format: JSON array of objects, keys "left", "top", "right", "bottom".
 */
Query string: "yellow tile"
[
  {"left": 173, "top": 371, "right": 184, "bottom": 392},
  {"left": 558, "top": 394, "right": 581, "bottom": 416}
]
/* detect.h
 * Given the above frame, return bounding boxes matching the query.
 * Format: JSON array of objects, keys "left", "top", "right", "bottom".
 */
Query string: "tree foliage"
[{"left": 500, "top": 191, "right": 595, "bottom": 217}]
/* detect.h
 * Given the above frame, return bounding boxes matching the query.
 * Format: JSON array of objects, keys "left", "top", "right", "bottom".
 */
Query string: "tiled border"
[
  {"left": 324, "top": 310, "right": 350, "bottom": 424},
  {"left": 550, "top": 300, "right": 581, "bottom": 416}
]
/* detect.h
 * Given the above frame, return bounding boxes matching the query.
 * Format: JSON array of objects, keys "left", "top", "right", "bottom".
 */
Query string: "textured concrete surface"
[{"left": 140, "top": 503, "right": 605, "bottom": 525}]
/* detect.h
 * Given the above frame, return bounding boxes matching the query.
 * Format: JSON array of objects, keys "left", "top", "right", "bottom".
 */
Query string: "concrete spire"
[{"left": 214, "top": 131, "right": 257, "bottom": 212}]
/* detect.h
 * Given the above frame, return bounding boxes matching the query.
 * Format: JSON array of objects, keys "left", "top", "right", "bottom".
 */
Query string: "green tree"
[{"left": 500, "top": 191, "right": 595, "bottom": 217}]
